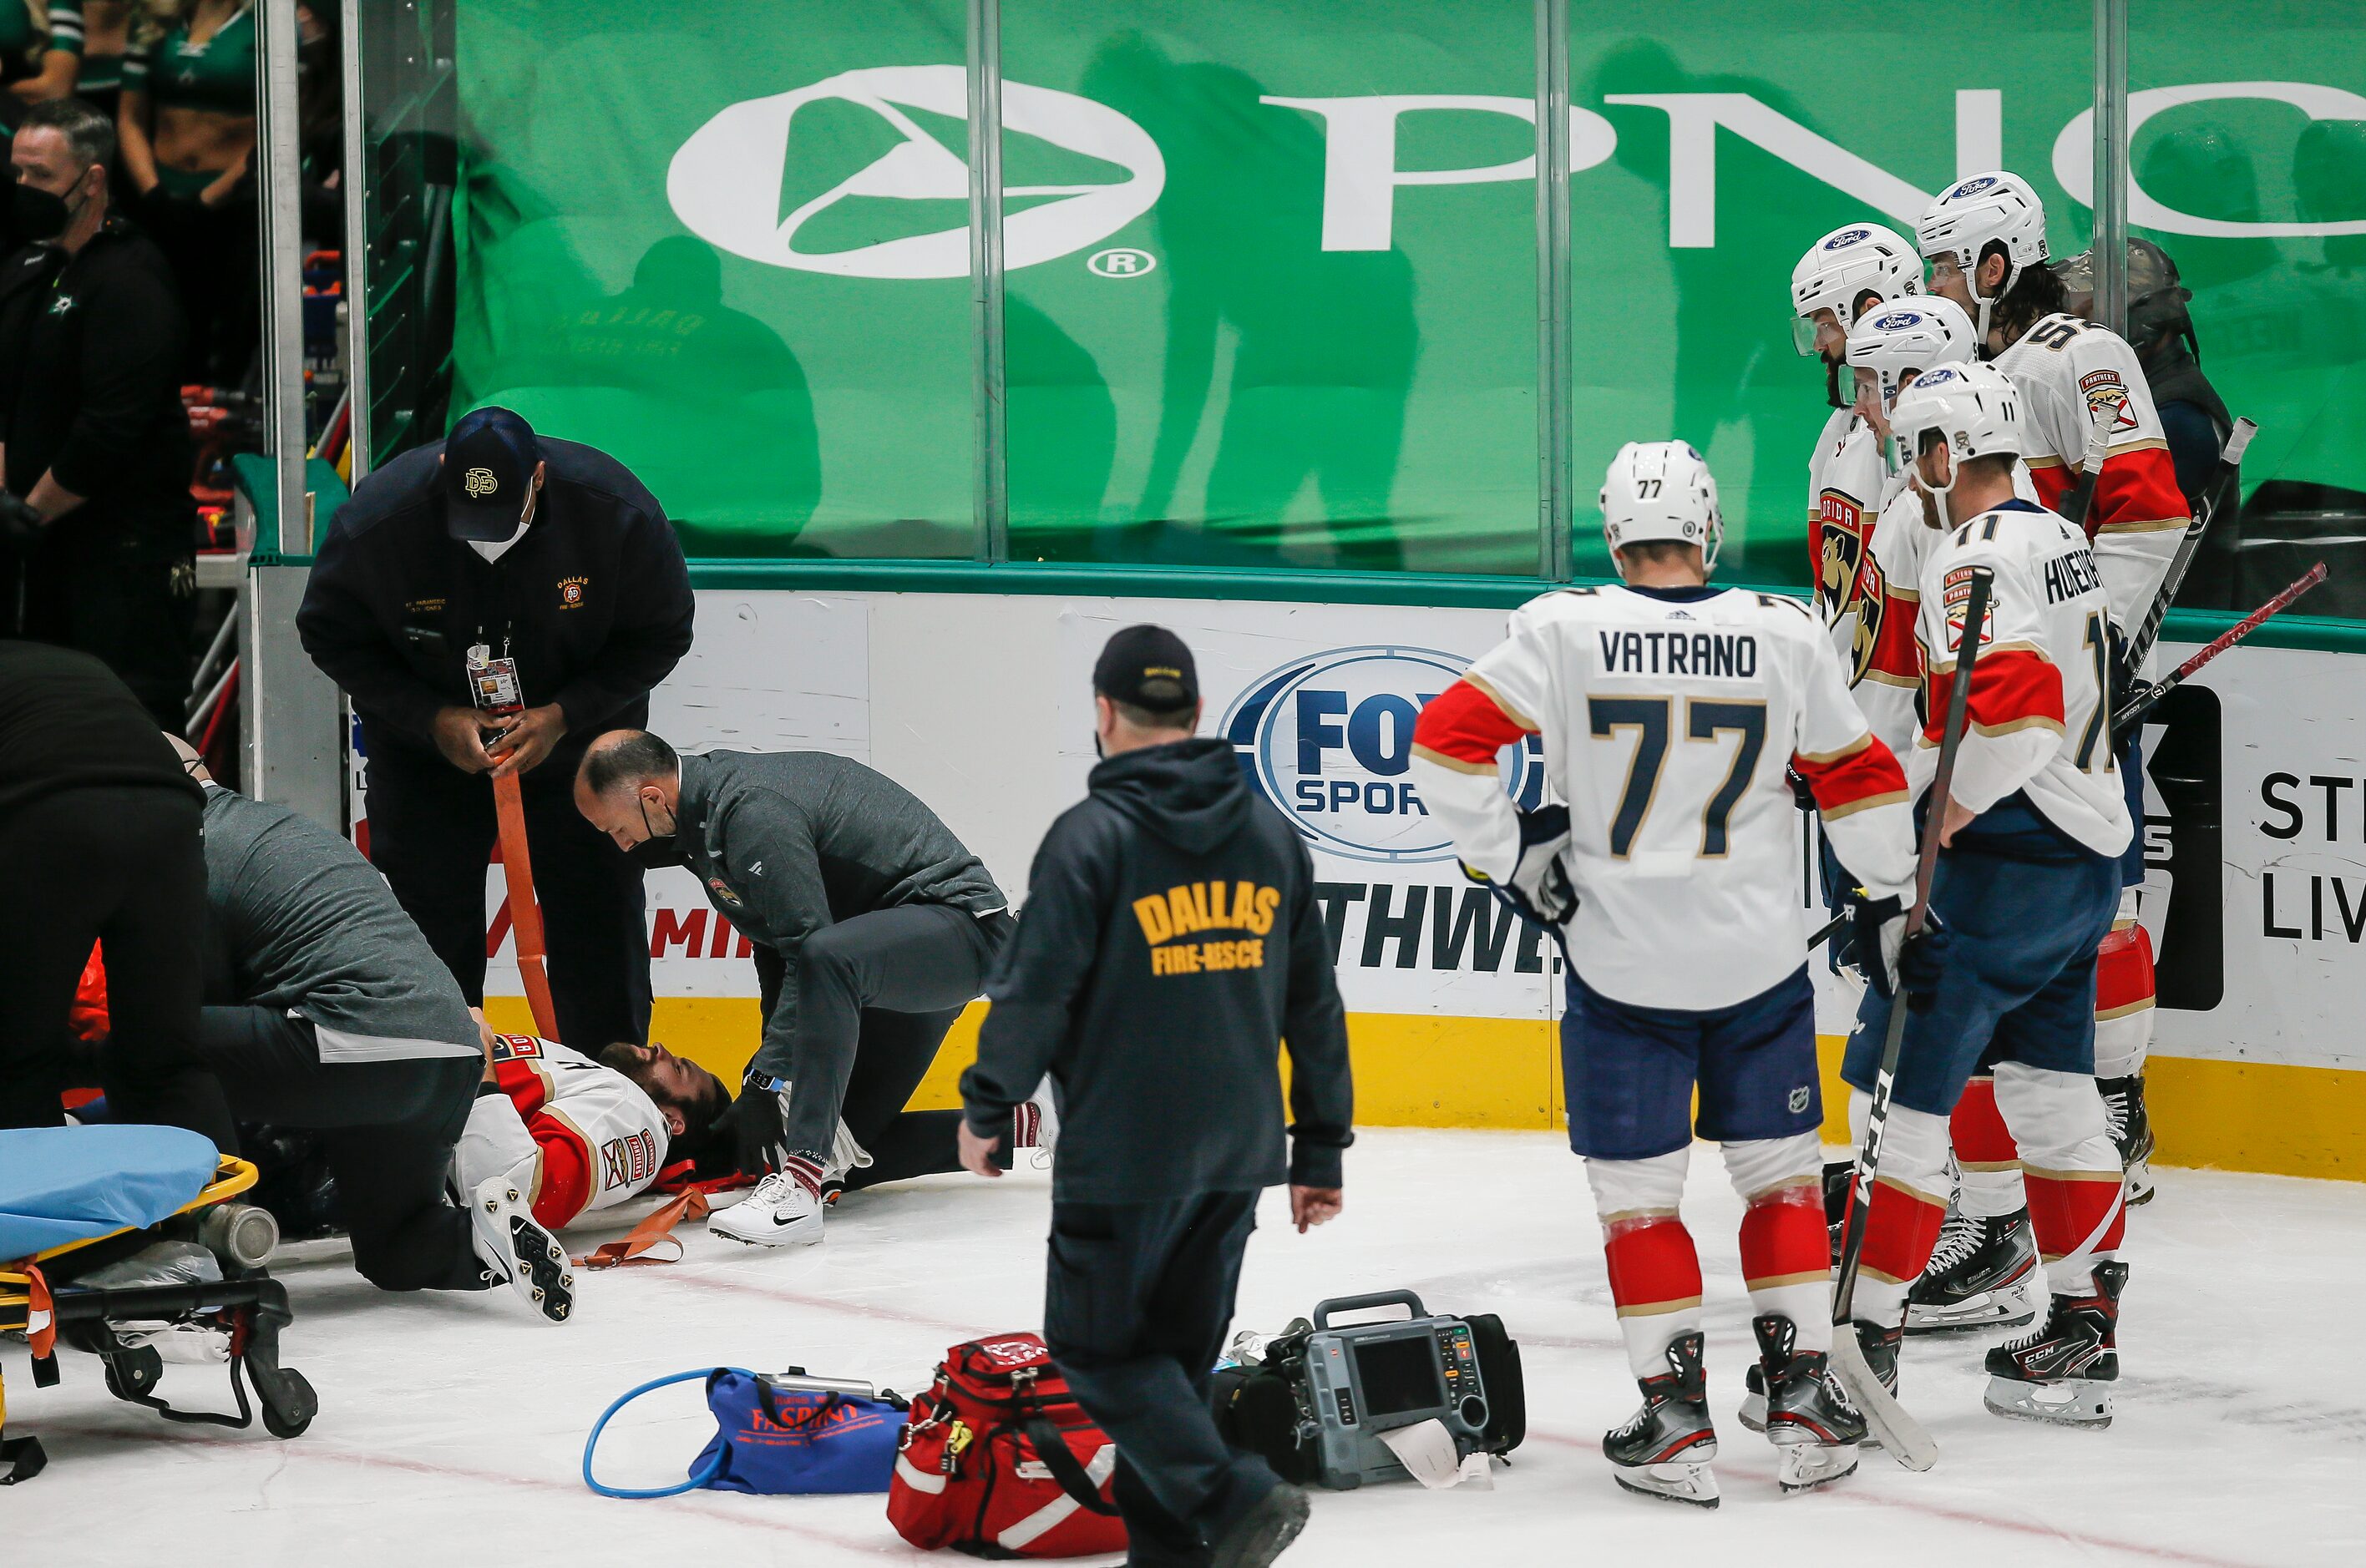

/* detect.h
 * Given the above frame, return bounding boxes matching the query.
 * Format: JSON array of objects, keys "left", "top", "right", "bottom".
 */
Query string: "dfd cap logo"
[
  {"left": 1825, "top": 226, "right": 1872, "bottom": 249},
  {"left": 1950, "top": 175, "right": 1999, "bottom": 199},
  {"left": 1220, "top": 646, "right": 1538, "bottom": 864},
  {"left": 1870, "top": 310, "right": 1924, "bottom": 331},
  {"left": 668, "top": 66, "right": 1164, "bottom": 279},
  {"left": 463, "top": 467, "right": 499, "bottom": 498}
]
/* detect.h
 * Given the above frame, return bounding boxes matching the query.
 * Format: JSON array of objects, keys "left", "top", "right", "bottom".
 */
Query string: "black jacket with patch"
[
  {"left": 295, "top": 437, "right": 693, "bottom": 773},
  {"left": 961, "top": 737, "right": 1354, "bottom": 1203},
  {"left": 675, "top": 750, "right": 1008, "bottom": 1079}
]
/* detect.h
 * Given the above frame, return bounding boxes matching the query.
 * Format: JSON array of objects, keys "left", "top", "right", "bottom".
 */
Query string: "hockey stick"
[
  {"left": 494, "top": 769, "right": 562, "bottom": 1043},
  {"left": 1825, "top": 566, "right": 1994, "bottom": 1474},
  {"left": 2123, "top": 417, "right": 2257, "bottom": 674},
  {"left": 2113, "top": 561, "right": 2326, "bottom": 737}
]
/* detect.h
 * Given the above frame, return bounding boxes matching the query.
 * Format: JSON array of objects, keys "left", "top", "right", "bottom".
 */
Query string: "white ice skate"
[
  {"left": 709, "top": 1170, "right": 825, "bottom": 1247},
  {"left": 467, "top": 1176, "right": 575, "bottom": 1323}
]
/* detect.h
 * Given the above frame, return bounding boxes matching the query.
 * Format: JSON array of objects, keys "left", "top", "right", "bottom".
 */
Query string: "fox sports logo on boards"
[{"left": 1221, "top": 646, "right": 1541, "bottom": 864}]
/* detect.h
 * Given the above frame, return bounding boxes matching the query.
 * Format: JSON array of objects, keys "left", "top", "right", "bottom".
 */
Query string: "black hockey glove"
[
  {"left": 1461, "top": 804, "right": 1575, "bottom": 928},
  {"left": 0, "top": 492, "right": 47, "bottom": 554},
  {"left": 731, "top": 1067, "right": 789, "bottom": 1178},
  {"left": 1849, "top": 893, "right": 1950, "bottom": 1007}
]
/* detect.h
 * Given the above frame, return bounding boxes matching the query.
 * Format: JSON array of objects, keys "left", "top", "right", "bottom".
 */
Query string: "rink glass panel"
[
  {"left": 358, "top": 0, "right": 2366, "bottom": 614},
  {"left": 2130, "top": 2, "right": 2366, "bottom": 617},
  {"left": 995, "top": 0, "right": 1541, "bottom": 574}
]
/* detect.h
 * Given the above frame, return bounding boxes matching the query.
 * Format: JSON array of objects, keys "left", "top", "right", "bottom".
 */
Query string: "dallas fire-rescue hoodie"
[{"left": 961, "top": 737, "right": 1354, "bottom": 1204}]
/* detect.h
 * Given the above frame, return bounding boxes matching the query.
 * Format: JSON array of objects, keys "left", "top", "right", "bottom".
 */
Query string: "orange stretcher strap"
[
  {"left": 571, "top": 1190, "right": 712, "bottom": 1272},
  {"left": 493, "top": 770, "right": 560, "bottom": 1042}
]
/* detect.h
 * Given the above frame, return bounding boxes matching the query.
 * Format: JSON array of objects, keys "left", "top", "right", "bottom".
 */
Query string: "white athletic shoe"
[
  {"left": 710, "top": 1170, "right": 825, "bottom": 1247},
  {"left": 1015, "top": 1085, "right": 1060, "bottom": 1166},
  {"left": 467, "top": 1176, "right": 575, "bottom": 1323}
]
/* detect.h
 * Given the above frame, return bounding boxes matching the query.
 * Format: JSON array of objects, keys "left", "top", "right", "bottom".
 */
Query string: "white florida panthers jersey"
[
  {"left": 1411, "top": 584, "right": 1917, "bottom": 1011},
  {"left": 1991, "top": 314, "right": 2191, "bottom": 632},
  {"left": 455, "top": 1035, "right": 670, "bottom": 1230},
  {"left": 1914, "top": 500, "right": 2134, "bottom": 859}
]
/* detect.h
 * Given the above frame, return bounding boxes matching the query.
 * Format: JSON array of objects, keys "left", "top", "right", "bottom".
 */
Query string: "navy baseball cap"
[
  {"left": 1093, "top": 625, "right": 1199, "bottom": 711},
  {"left": 443, "top": 407, "right": 541, "bottom": 540}
]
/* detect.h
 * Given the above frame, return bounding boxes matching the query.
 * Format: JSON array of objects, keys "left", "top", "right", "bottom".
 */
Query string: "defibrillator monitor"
[{"left": 1346, "top": 1331, "right": 1449, "bottom": 1424}]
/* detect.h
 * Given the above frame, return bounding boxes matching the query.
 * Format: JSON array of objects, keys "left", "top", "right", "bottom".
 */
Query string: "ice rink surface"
[{"left": 8, "top": 1128, "right": 2362, "bottom": 1565}]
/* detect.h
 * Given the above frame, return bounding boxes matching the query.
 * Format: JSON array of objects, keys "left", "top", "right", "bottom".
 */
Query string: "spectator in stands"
[
  {"left": 5, "top": 3, "right": 88, "bottom": 104},
  {"left": 16, "top": 3, "right": 131, "bottom": 124},
  {"left": 0, "top": 94, "right": 195, "bottom": 729},
  {"left": 116, "top": 0, "right": 253, "bottom": 381}
]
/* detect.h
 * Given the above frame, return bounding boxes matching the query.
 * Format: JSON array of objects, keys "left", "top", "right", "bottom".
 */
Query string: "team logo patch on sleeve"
[
  {"left": 2080, "top": 368, "right": 2140, "bottom": 432},
  {"left": 1941, "top": 566, "right": 1992, "bottom": 652},
  {"left": 490, "top": 1034, "right": 542, "bottom": 1062}
]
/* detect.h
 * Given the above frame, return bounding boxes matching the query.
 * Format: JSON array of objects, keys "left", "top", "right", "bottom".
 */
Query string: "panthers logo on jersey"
[
  {"left": 1817, "top": 490, "right": 1871, "bottom": 620},
  {"left": 1849, "top": 554, "right": 1887, "bottom": 685}
]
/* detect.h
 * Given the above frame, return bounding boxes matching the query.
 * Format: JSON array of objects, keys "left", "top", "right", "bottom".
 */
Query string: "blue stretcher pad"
[{"left": 0, "top": 1125, "right": 220, "bottom": 1262}]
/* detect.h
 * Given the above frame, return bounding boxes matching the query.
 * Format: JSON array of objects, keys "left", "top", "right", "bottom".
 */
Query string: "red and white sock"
[
  {"left": 1843, "top": 1092, "right": 1952, "bottom": 1325},
  {"left": 2093, "top": 916, "right": 2157, "bottom": 1082},
  {"left": 1994, "top": 1064, "right": 2125, "bottom": 1292},
  {"left": 1586, "top": 1151, "right": 1703, "bottom": 1378},
  {"left": 1951, "top": 1075, "right": 2027, "bottom": 1220},
  {"left": 778, "top": 1153, "right": 824, "bottom": 1201},
  {"left": 1725, "top": 1133, "right": 1831, "bottom": 1353}
]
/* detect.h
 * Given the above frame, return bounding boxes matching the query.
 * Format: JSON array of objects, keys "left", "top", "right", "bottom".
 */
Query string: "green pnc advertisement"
[{"left": 447, "top": 0, "right": 2366, "bottom": 589}]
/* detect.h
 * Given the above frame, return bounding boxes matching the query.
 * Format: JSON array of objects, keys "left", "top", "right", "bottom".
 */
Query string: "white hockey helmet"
[
  {"left": 1916, "top": 171, "right": 2049, "bottom": 340},
  {"left": 1790, "top": 222, "right": 1922, "bottom": 356},
  {"left": 1846, "top": 295, "right": 1980, "bottom": 412},
  {"left": 1600, "top": 441, "right": 1721, "bottom": 568},
  {"left": 1888, "top": 361, "right": 2023, "bottom": 497}
]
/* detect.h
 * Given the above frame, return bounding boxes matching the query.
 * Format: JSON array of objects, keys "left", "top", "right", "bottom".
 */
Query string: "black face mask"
[
  {"left": 7, "top": 184, "right": 73, "bottom": 247},
  {"left": 626, "top": 796, "right": 685, "bottom": 868},
  {"left": 627, "top": 835, "right": 685, "bottom": 869}
]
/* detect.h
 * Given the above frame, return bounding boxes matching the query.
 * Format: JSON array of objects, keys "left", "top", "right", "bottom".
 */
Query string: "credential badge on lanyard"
[{"left": 466, "top": 641, "right": 524, "bottom": 717}]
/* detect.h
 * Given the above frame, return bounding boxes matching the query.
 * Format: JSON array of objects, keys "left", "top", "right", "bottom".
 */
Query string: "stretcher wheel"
[
  {"left": 251, "top": 1363, "right": 317, "bottom": 1439},
  {"left": 101, "top": 1347, "right": 165, "bottom": 1406}
]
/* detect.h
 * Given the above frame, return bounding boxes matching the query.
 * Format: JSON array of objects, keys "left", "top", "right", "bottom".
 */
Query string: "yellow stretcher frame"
[{"left": 1, "top": 1153, "right": 314, "bottom": 1484}]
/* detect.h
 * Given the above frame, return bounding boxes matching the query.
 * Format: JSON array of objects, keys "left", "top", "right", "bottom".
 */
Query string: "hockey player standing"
[
  {"left": 1411, "top": 443, "right": 1921, "bottom": 1505},
  {"left": 1918, "top": 174, "right": 2179, "bottom": 1199},
  {"left": 1842, "top": 298, "right": 2047, "bottom": 1337},
  {"left": 959, "top": 625, "right": 1353, "bottom": 1568},
  {"left": 1838, "top": 362, "right": 2135, "bottom": 1428},
  {"left": 1790, "top": 223, "right": 1923, "bottom": 663}
]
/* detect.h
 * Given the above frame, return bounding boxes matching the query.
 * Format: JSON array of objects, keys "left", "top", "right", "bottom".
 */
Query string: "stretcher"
[{"left": 1, "top": 1125, "right": 317, "bottom": 1485}]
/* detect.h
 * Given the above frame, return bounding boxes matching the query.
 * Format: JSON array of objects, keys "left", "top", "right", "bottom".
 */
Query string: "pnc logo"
[
  {"left": 1221, "top": 646, "right": 1540, "bottom": 864},
  {"left": 667, "top": 65, "right": 1163, "bottom": 279}
]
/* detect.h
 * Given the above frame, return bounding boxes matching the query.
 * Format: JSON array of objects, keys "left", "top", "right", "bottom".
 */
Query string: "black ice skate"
[
  {"left": 1907, "top": 1207, "right": 2039, "bottom": 1334},
  {"left": 1751, "top": 1315, "right": 1862, "bottom": 1494},
  {"left": 1983, "top": 1262, "right": 2127, "bottom": 1428},
  {"left": 2100, "top": 1076, "right": 2156, "bottom": 1206},
  {"left": 1604, "top": 1333, "right": 1720, "bottom": 1508},
  {"left": 1753, "top": 1317, "right": 1898, "bottom": 1434}
]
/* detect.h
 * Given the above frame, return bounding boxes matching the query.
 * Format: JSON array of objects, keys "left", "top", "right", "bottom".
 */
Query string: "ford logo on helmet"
[
  {"left": 1826, "top": 227, "right": 1872, "bottom": 250},
  {"left": 1871, "top": 311, "right": 1924, "bottom": 331},
  {"left": 1919, "top": 367, "right": 1963, "bottom": 386},
  {"left": 1950, "top": 175, "right": 1999, "bottom": 199},
  {"left": 1219, "top": 646, "right": 1539, "bottom": 863}
]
